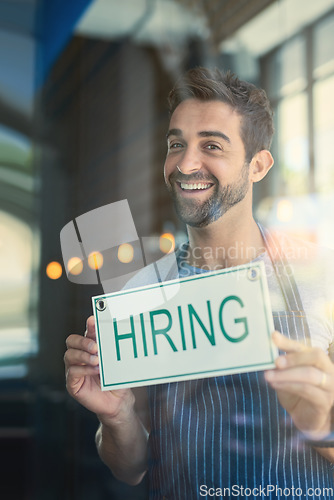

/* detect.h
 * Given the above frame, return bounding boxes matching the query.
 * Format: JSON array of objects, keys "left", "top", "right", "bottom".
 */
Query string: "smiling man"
[
  {"left": 64, "top": 68, "right": 334, "bottom": 499},
  {"left": 164, "top": 95, "right": 272, "bottom": 272},
  {"left": 165, "top": 101, "right": 251, "bottom": 229}
]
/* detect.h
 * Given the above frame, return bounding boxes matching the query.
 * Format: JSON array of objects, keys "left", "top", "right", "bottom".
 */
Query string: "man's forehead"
[
  {"left": 172, "top": 98, "right": 237, "bottom": 115},
  {"left": 168, "top": 99, "right": 241, "bottom": 140}
]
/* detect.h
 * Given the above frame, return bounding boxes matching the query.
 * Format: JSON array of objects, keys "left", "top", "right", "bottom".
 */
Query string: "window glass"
[
  {"left": 313, "top": 13, "right": 334, "bottom": 78},
  {"left": 277, "top": 92, "right": 309, "bottom": 195},
  {"left": 314, "top": 74, "right": 334, "bottom": 192},
  {"left": 0, "top": 211, "right": 37, "bottom": 367},
  {"left": 267, "top": 36, "right": 306, "bottom": 99},
  {"left": 0, "top": 124, "right": 37, "bottom": 374}
]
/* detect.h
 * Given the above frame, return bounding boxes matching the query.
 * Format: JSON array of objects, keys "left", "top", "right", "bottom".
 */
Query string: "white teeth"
[{"left": 180, "top": 183, "right": 211, "bottom": 190}]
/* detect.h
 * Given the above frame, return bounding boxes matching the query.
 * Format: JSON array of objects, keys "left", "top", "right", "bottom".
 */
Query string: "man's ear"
[{"left": 249, "top": 150, "right": 274, "bottom": 183}]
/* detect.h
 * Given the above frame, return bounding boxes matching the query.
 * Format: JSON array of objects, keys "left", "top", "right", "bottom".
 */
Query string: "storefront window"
[
  {"left": 277, "top": 92, "right": 309, "bottom": 195},
  {"left": 0, "top": 125, "right": 38, "bottom": 375},
  {"left": 313, "top": 75, "right": 334, "bottom": 192}
]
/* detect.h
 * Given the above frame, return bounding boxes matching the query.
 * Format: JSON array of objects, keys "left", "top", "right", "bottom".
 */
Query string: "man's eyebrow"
[
  {"left": 166, "top": 128, "right": 231, "bottom": 144},
  {"left": 166, "top": 128, "right": 182, "bottom": 140},
  {"left": 198, "top": 130, "right": 231, "bottom": 144}
]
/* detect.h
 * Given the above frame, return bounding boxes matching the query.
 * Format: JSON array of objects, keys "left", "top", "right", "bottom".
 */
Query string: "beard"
[{"left": 167, "top": 163, "right": 250, "bottom": 228}]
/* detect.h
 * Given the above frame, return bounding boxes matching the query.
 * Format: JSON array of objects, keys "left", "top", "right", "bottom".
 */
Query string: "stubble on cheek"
[{"left": 167, "top": 165, "right": 250, "bottom": 228}]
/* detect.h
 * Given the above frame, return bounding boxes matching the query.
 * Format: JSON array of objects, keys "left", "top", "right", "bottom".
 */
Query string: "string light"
[
  {"left": 46, "top": 261, "right": 62, "bottom": 280},
  {"left": 118, "top": 243, "right": 134, "bottom": 263},
  {"left": 67, "top": 257, "right": 83, "bottom": 275},
  {"left": 160, "top": 233, "right": 175, "bottom": 254},
  {"left": 88, "top": 251, "right": 104, "bottom": 270}
]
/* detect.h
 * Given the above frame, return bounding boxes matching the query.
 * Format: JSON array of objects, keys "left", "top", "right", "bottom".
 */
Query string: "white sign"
[{"left": 92, "top": 261, "right": 277, "bottom": 391}]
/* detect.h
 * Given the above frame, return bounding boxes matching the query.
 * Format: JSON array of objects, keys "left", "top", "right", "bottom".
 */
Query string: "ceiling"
[
  {"left": 75, "top": 0, "right": 334, "bottom": 56},
  {"left": 74, "top": 0, "right": 277, "bottom": 47},
  {"left": 1, "top": 0, "right": 334, "bottom": 122},
  {"left": 220, "top": 0, "right": 334, "bottom": 57}
]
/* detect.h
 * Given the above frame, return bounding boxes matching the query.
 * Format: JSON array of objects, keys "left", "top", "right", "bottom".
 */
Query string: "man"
[{"left": 65, "top": 68, "right": 334, "bottom": 499}]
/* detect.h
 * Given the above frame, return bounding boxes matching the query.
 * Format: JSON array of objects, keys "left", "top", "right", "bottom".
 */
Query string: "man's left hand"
[{"left": 265, "top": 331, "right": 334, "bottom": 439}]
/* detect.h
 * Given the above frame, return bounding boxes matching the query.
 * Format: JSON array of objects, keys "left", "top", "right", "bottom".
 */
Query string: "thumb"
[{"left": 85, "top": 315, "right": 96, "bottom": 340}]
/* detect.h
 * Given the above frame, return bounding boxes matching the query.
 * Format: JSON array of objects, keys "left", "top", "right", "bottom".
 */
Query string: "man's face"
[{"left": 164, "top": 99, "right": 251, "bottom": 228}]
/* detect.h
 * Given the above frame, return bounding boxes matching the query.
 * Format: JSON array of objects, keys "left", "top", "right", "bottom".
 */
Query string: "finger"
[
  {"left": 275, "top": 346, "right": 333, "bottom": 374},
  {"left": 266, "top": 365, "right": 329, "bottom": 389},
  {"left": 265, "top": 378, "right": 330, "bottom": 407},
  {"left": 65, "top": 365, "right": 100, "bottom": 396},
  {"left": 84, "top": 316, "right": 96, "bottom": 340},
  {"left": 66, "top": 364, "right": 100, "bottom": 381},
  {"left": 66, "top": 334, "right": 97, "bottom": 354},
  {"left": 64, "top": 348, "right": 99, "bottom": 369},
  {"left": 266, "top": 368, "right": 334, "bottom": 408},
  {"left": 272, "top": 331, "right": 310, "bottom": 353}
]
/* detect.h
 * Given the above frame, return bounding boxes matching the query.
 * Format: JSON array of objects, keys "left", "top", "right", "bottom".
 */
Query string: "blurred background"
[{"left": 1, "top": 0, "right": 334, "bottom": 498}]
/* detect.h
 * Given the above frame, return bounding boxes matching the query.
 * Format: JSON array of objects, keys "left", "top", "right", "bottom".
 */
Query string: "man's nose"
[{"left": 177, "top": 148, "right": 201, "bottom": 174}]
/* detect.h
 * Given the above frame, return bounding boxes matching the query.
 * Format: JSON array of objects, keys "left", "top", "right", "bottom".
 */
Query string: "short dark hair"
[{"left": 168, "top": 67, "right": 274, "bottom": 163}]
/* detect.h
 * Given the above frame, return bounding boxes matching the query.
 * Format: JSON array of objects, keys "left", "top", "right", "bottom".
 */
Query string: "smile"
[{"left": 179, "top": 182, "right": 213, "bottom": 191}]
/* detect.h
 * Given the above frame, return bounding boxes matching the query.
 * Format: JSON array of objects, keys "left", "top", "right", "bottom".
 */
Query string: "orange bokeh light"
[
  {"left": 46, "top": 261, "right": 63, "bottom": 280},
  {"left": 160, "top": 233, "right": 175, "bottom": 254},
  {"left": 88, "top": 251, "right": 104, "bottom": 270},
  {"left": 67, "top": 257, "right": 83, "bottom": 275},
  {"left": 118, "top": 243, "right": 134, "bottom": 263}
]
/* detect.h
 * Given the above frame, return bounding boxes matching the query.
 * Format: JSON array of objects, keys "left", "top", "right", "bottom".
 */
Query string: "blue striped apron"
[{"left": 147, "top": 228, "right": 334, "bottom": 499}]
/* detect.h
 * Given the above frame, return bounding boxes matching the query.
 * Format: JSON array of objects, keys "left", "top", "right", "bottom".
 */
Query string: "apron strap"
[{"left": 258, "top": 224, "right": 311, "bottom": 339}]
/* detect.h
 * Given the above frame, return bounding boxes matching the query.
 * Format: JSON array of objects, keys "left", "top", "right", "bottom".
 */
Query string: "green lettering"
[
  {"left": 150, "top": 309, "right": 177, "bottom": 355},
  {"left": 188, "top": 301, "right": 215, "bottom": 349},
  {"left": 219, "top": 295, "right": 249, "bottom": 343},
  {"left": 177, "top": 306, "right": 187, "bottom": 350},
  {"left": 140, "top": 313, "right": 148, "bottom": 357},
  {"left": 113, "top": 316, "right": 138, "bottom": 361}
]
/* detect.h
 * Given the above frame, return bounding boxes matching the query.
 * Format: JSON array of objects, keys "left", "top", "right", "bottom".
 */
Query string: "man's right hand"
[
  {"left": 65, "top": 315, "right": 149, "bottom": 484},
  {"left": 64, "top": 315, "right": 135, "bottom": 420}
]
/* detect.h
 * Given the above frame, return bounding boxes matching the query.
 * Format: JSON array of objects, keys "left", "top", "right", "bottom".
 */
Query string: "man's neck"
[{"left": 186, "top": 213, "right": 265, "bottom": 271}]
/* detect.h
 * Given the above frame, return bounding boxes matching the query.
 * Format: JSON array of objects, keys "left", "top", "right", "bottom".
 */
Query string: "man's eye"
[
  {"left": 169, "top": 143, "right": 183, "bottom": 149},
  {"left": 206, "top": 144, "right": 220, "bottom": 150}
]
